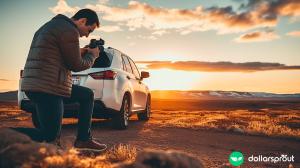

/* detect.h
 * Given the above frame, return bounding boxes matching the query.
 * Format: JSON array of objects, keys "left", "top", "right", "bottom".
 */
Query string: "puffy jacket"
[{"left": 21, "top": 14, "right": 97, "bottom": 97}]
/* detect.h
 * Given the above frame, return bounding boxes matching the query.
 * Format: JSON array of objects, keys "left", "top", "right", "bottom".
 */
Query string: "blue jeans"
[{"left": 24, "top": 85, "right": 94, "bottom": 142}]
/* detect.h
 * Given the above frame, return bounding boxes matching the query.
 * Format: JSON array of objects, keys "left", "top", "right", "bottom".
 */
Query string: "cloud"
[
  {"left": 98, "top": 0, "right": 110, "bottom": 5},
  {"left": 79, "top": 34, "right": 101, "bottom": 42},
  {"left": 49, "top": 0, "right": 80, "bottom": 16},
  {"left": 137, "top": 61, "right": 300, "bottom": 72},
  {"left": 98, "top": 25, "right": 122, "bottom": 32},
  {"left": 152, "top": 30, "right": 167, "bottom": 36},
  {"left": 240, "top": 0, "right": 300, "bottom": 16},
  {"left": 138, "top": 35, "right": 157, "bottom": 40},
  {"left": 235, "top": 30, "right": 280, "bottom": 42},
  {"left": 50, "top": 0, "right": 300, "bottom": 35},
  {"left": 286, "top": 30, "right": 300, "bottom": 37}
]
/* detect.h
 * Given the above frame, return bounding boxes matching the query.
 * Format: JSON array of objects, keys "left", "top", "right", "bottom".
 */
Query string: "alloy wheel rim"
[{"left": 124, "top": 98, "right": 129, "bottom": 126}]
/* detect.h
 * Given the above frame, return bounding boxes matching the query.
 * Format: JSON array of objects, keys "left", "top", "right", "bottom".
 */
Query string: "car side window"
[
  {"left": 122, "top": 55, "right": 133, "bottom": 74},
  {"left": 128, "top": 57, "right": 140, "bottom": 79},
  {"left": 121, "top": 55, "right": 126, "bottom": 71}
]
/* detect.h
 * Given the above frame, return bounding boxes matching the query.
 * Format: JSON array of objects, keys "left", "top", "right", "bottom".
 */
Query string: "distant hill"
[
  {"left": 151, "top": 90, "right": 300, "bottom": 100},
  {"left": 0, "top": 91, "right": 17, "bottom": 102},
  {"left": 1, "top": 90, "right": 300, "bottom": 102}
]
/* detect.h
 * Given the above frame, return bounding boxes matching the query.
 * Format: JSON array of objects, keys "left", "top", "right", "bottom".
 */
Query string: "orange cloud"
[
  {"left": 275, "top": 0, "right": 300, "bottom": 16},
  {"left": 241, "top": 0, "right": 300, "bottom": 16},
  {"left": 137, "top": 61, "right": 300, "bottom": 72},
  {"left": 286, "top": 30, "right": 300, "bottom": 37},
  {"left": 50, "top": 0, "right": 300, "bottom": 35},
  {"left": 235, "top": 31, "right": 280, "bottom": 42},
  {"left": 49, "top": 0, "right": 80, "bottom": 16}
]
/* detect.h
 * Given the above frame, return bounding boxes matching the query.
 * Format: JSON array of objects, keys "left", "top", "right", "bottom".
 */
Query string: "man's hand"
[
  {"left": 80, "top": 48, "right": 88, "bottom": 56},
  {"left": 87, "top": 47, "right": 100, "bottom": 58}
]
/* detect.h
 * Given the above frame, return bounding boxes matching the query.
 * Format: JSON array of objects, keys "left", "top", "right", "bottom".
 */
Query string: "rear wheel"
[
  {"left": 112, "top": 94, "right": 130, "bottom": 129},
  {"left": 31, "top": 111, "right": 40, "bottom": 128},
  {"left": 137, "top": 96, "right": 151, "bottom": 121}
]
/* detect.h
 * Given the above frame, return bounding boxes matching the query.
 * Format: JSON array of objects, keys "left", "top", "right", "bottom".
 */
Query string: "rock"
[
  {"left": 0, "top": 128, "right": 32, "bottom": 150},
  {"left": 0, "top": 143, "right": 60, "bottom": 168},
  {"left": 0, "top": 128, "right": 61, "bottom": 168},
  {"left": 232, "top": 127, "right": 244, "bottom": 134},
  {"left": 227, "top": 126, "right": 244, "bottom": 134},
  {"left": 117, "top": 149, "right": 204, "bottom": 168}
]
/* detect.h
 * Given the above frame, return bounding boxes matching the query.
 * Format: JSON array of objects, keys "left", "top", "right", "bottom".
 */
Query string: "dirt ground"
[{"left": 0, "top": 100, "right": 299, "bottom": 168}]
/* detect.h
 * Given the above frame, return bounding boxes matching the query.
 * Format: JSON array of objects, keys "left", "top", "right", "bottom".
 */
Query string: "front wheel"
[
  {"left": 137, "top": 96, "right": 151, "bottom": 121},
  {"left": 112, "top": 95, "right": 130, "bottom": 129}
]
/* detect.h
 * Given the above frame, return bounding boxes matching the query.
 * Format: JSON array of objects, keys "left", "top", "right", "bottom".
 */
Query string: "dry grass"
[
  {"left": 0, "top": 104, "right": 31, "bottom": 126},
  {"left": 22, "top": 144, "right": 137, "bottom": 168},
  {"left": 150, "top": 98, "right": 300, "bottom": 139},
  {"left": 1, "top": 100, "right": 299, "bottom": 139},
  {"left": 105, "top": 144, "right": 137, "bottom": 163},
  {"left": 149, "top": 109, "right": 300, "bottom": 139},
  {"left": 19, "top": 144, "right": 205, "bottom": 168}
]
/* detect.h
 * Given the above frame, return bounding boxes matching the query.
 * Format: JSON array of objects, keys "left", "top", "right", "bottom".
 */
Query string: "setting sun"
[
  {"left": 140, "top": 67, "right": 300, "bottom": 93},
  {"left": 142, "top": 69, "right": 203, "bottom": 91}
]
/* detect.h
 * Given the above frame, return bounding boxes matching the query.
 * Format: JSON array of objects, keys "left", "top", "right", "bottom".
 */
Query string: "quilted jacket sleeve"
[{"left": 59, "top": 30, "right": 97, "bottom": 72}]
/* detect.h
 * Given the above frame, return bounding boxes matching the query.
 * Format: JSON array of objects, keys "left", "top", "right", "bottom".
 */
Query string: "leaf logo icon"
[
  {"left": 229, "top": 151, "right": 244, "bottom": 166},
  {"left": 231, "top": 157, "right": 238, "bottom": 162}
]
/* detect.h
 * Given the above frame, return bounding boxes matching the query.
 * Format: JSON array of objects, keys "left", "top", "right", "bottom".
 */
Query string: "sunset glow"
[
  {"left": 142, "top": 69, "right": 201, "bottom": 91},
  {"left": 141, "top": 68, "right": 300, "bottom": 94}
]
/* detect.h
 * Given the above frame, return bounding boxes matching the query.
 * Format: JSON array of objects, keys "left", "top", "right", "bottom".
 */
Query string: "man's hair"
[{"left": 72, "top": 9, "right": 100, "bottom": 27}]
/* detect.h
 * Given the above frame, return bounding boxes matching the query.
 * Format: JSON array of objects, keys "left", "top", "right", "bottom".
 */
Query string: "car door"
[
  {"left": 121, "top": 55, "right": 142, "bottom": 111},
  {"left": 127, "top": 57, "right": 148, "bottom": 110}
]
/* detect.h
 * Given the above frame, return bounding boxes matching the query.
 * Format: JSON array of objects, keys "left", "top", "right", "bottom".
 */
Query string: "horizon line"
[{"left": 1, "top": 89, "right": 300, "bottom": 95}]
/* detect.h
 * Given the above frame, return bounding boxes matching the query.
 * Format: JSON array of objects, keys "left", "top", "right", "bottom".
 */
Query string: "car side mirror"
[{"left": 140, "top": 71, "right": 150, "bottom": 80}]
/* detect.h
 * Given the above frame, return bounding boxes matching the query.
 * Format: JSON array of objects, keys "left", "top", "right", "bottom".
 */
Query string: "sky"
[{"left": 0, "top": 0, "right": 300, "bottom": 93}]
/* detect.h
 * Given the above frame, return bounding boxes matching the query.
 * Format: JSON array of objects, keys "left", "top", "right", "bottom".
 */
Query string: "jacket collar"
[{"left": 52, "top": 14, "right": 78, "bottom": 30}]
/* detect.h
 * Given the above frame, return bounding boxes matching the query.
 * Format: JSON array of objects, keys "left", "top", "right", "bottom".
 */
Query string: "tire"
[
  {"left": 112, "top": 94, "right": 130, "bottom": 130},
  {"left": 32, "top": 111, "right": 41, "bottom": 128},
  {"left": 137, "top": 96, "right": 151, "bottom": 121}
]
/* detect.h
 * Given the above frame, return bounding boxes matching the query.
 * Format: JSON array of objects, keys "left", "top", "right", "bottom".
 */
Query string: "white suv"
[{"left": 18, "top": 47, "right": 151, "bottom": 129}]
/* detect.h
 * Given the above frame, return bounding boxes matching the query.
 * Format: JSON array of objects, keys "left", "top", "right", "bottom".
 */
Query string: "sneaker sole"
[{"left": 74, "top": 146, "right": 107, "bottom": 153}]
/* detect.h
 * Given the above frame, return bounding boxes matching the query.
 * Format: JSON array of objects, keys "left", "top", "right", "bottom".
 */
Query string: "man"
[{"left": 21, "top": 9, "right": 107, "bottom": 152}]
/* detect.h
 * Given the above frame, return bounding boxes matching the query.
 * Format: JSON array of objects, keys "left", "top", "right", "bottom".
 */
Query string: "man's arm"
[
  {"left": 80, "top": 48, "right": 88, "bottom": 56},
  {"left": 59, "top": 30, "right": 99, "bottom": 72}
]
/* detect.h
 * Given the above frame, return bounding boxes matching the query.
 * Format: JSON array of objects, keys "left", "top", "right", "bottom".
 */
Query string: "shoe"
[
  {"left": 74, "top": 138, "right": 107, "bottom": 152},
  {"left": 47, "top": 138, "right": 64, "bottom": 150}
]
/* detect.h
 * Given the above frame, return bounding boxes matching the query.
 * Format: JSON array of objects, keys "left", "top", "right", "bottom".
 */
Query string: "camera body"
[{"left": 88, "top": 38, "right": 105, "bottom": 51}]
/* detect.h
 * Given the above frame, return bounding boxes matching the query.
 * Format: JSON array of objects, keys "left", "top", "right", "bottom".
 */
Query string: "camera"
[{"left": 88, "top": 38, "right": 105, "bottom": 51}]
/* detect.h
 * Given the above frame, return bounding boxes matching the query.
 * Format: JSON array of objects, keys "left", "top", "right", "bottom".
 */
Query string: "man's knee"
[
  {"left": 84, "top": 88, "right": 94, "bottom": 101},
  {"left": 88, "top": 89, "right": 94, "bottom": 99},
  {"left": 76, "top": 88, "right": 94, "bottom": 102},
  {"left": 71, "top": 85, "right": 94, "bottom": 102}
]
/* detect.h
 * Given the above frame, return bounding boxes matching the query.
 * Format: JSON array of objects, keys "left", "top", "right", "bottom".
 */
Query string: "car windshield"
[{"left": 92, "top": 51, "right": 112, "bottom": 68}]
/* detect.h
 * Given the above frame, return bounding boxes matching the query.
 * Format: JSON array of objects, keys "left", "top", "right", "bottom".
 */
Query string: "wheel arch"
[
  {"left": 122, "top": 91, "right": 132, "bottom": 111},
  {"left": 147, "top": 93, "right": 151, "bottom": 100}
]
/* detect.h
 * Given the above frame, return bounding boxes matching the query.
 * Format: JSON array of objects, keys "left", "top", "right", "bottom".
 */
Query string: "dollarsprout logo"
[{"left": 229, "top": 151, "right": 244, "bottom": 166}]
